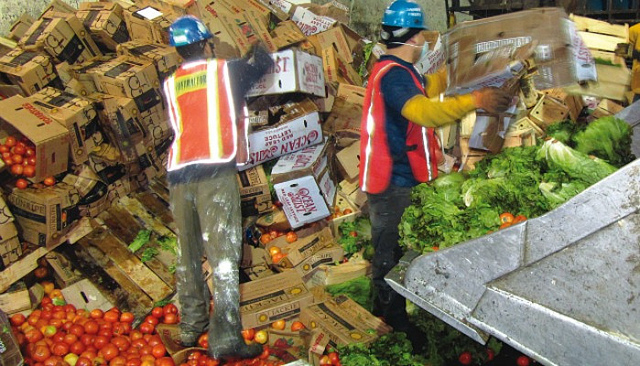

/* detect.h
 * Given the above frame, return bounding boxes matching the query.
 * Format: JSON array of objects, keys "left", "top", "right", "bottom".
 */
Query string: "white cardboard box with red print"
[
  {"left": 242, "top": 99, "right": 323, "bottom": 170},
  {"left": 272, "top": 141, "right": 336, "bottom": 229},
  {"left": 247, "top": 49, "right": 326, "bottom": 98}
]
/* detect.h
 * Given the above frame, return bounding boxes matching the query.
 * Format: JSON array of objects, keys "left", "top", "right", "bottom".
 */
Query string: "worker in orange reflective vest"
[
  {"left": 359, "top": 0, "right": 512, "bottom": 351},
  {"left": 163, "top": 15, "right": 273, "bottom": 360}
]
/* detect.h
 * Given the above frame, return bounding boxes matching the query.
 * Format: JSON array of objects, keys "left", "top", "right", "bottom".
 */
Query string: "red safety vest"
[
  {"left": 163, "top": 59, "right": 249, "bottom": 171},
  {"left": 359, "top": 60, "right": 439, "bottom": 194}
]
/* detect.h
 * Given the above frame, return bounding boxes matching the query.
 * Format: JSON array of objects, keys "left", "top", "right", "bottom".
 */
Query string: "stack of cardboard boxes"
[{"left": 0, "top": 1, "right": 633, "bottom": 364}]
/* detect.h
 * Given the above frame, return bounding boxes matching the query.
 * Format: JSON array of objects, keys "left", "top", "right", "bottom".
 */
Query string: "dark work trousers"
[
  {"left": 367, "top": 184, "right": 413, "bottom": 332},
  {"left": 170, "top": 165, "right": 245, "bottom": 355}
]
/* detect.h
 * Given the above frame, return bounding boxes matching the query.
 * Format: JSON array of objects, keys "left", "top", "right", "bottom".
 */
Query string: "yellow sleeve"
[
  {"left": 630, "top": 24, "right": 638, "bottom": 47},
  {"left": 424, "top": 67, "right": 448, "bottom": 97},
  {"left": 401, "top": 94, "right": 476, "bottom": 128}
]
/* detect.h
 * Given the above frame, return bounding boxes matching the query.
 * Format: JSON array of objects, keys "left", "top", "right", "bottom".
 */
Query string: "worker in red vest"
[
  {"left": 359, "top": 0, "right": 511, "bottom": 351},
  {"left": 163, "top": 15, "right": 273, "bottom": 360}
]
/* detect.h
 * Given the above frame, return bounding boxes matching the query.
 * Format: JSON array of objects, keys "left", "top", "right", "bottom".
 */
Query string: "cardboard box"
[
  {"left": 253, "top": 0, "right": 292, "bottom": 21},
  {"left": 294, "top": 243, "right": 344, "bottom": 286},
  {"left": 300, "top": 295, "right": 391, "bottom": 348},
  {"left": 328, "top": 191, "right": 360, "bottom": 236},
  {"left": 321, "top": 47, "right": 362, "bottom": 86},
  {"left": 45, "top": 251, "right": 82, "bottom": 288},
  {"left": 415, "top": 31, "right": 446, "bottom": 75},
  {"left": 268, "top": 226, "right": 334, "bottom": 268},
  {"left": 7, "top": 182, "right": 81, "bottom": 247},
  {"left": 26, "top": 87, "right": 101, "bottom": 164},
  {"left": 309, "top": 24, "right": 362, "bottom": 64},
  {"left": 222, "top": 10, "right": 278, "bottom": 53},
  {"left": 0, "top": 309, "right": 23, "bottom": 366},
  {"left": 117, "top": 41, "right": 182, "bottom": 81},
  {"left": 197, "top": 3, "right": 244, "bottom": 58},
  {"left": 61, "top": 278, "right": 112, "bottom": 311},
  {"left": 335, "top": 141, "right": 360, "bottom": 183},
  {"left": 88, "top": 55, "right": 160, "bottom": 99},
  {"left": 0, "top": 96, "right": 70, "bottom": 182},
  {"left": 591, "top": 99, "right": 624, "bottom": 119},
  {"left": 247, "top": 49, "right": 325, "bottom": 98},
  {"left": 0, "top": 237, "right": 21, "bottom": 269},
  {"left": 468, "top": 105, "right": 518, "bottom": 153},
  {"left": 528, "top": 94, "right": 571, "bottom": 129},
  {"left": 62, "top": 166, "right": 110, "bottom": 218},
  {"left": 0, "top": 49, "right": 58, "bottom": 96},
  {"left": 123, "top": 5, "right": 172, "bottom": 45},
  {"left": 240, "top": 245, "right": 274, "bottom": 280},
  {"left": 237, "top": 165, "right": 273, "bottom": 217},
  {"left": 39, "top": 0, "right": 76, "bottom": 18},
  {"left": 20, "top": 14, "right": 102, "bottom": 65},
  {"left": 313, "top": 258, "right": 371, "bottom": 287},
  {"left": 8, "top": 13, "right": 35, "bottom": 42},
  {"left": 243, "top": 99, "right": 323, "bottom": 170},
  {"left": 324, "top": 84, "right": 365, "bottom": 144},
  {"left": 271, "top": 20, "right": 307, "bottom": 50},
  {"left": 76, "top": 2, "right": 131, "bottom": 51},
  {"left": 239, "top": 270, "right": 315, "bottom": 329},
  {"left": 272, "top": 142, "right": 336, "bottom": 228},
  {"left": 55, "top": 56, "right": 115, "bottom": 96},
  {"left": 291, "top": 6, "right": 337, "bottom": 36},
  {"left": 0, "top": 281, "right": 31, "bottom": 315},
  {"left": 445, "top": 8, "right": 575, "bottom": 95}
]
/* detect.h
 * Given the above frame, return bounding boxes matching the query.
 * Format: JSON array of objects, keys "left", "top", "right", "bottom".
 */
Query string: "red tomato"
[
  {"left": 197, "top": 333, "right": 208, "bottom": 349},
  {"left": 163, "top": 313, "right": 178, "bottom": 324},
  {"left": 22, "top": 165, "right": 35, "bottom": 178},
  {"left": 70, "top": 340, "right": 86, "bottom": 355},
  {"left": 10, "top": 164, "right": 23, "bottom": 176},
  {"left": 155, "top": 357, "right": 175, "bottom": 366},
  {"left": 76, "top": 357, "right": 92, "bottom": 366},
  {"left": 139, "top": 322, "right": 154, "bottom": 334},
  {"left": 51, "top": 342, "right": 69, "bottom": 356},
  {"left": 104, "top": 310, "right": 119, "bottom": 323},
  {"left": 328, "top": 352, "right": 339, "bottom": 364},
  {"left": 241, "top": 329, "right": 255, "bottom": 341},
  {"left": 27, "top": 156, "right": 36, "bottom": 166},
  {"left": 5, "top": 136, "right": 16, "bottom": 147},
  {"left": 516, "top": 355, "right": 531, "bottom": 366},
  {"left": 100, "top": 343, "right": 120, "bottom": 361},
  {"left": 63, "top": 333, "right": 78, "bottom": 345},
  {"left": 285, "top": 231, "right": 297, "bottom": 243},
  {"left": 12, "top": 145, "right": 26, "bottom": 155},
  {"left": 144, "top": 316, "right": 159, "bottom": 326},
  {"left": 151, "top": 344, "right": 167, "bottom": 358},
  {"left": 94, "top": 335, "right": 110, "bottom": 350},
  {"left": 90, "top": 309, "right": 104, "bottom": 319},
  {"left": 458, "top": 351, "right": 472, "bottom": 365},
  {"left": 290, "top": 321, "right": 305, "bottom": 332},
  {"left": 83, "top": 320, "right": 99, "bottom": 335},
  {"left": 120, "top": 312, "right": 134, "bottom": 324},
  {"left": 10, "top": 313, "right": 26, "bottom": 326},
  {"left": 25, "top": 147, "right": 35, "bottom": 157},
  {"left": 162, "top": 304, "right": 178, "bottom": 316},
  {"left": 43, "top": 176, "right": 55, "bottom": 186},
  {"left": 151, "top": 307, "right": 164, "bottom": 319},
  {"left": 16, "top": 178, "right": 29, "bottom": 190},
  {"left": 32, "top": 344, "right": 51, "bottom": 362},
  {"left": 0, "top": 145, "right": 8, "bottom": 153},
  {"left": 11, "top": 154, "right": 23, "bottom": 165}
]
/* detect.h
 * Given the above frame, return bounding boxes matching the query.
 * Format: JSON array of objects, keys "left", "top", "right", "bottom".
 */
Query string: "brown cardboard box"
[
  {"left": 528, "top": 95, "right": 571, "bottom": 129},
  {"left": 335, "top": 141, "right": 359, "bottom": 183},
  {"left": 290, "top": 5, "right": 338, "bottom": 36},
  {"left": 195, "top": 6, "right": 236, "bottom": 58},
  {"left": 247, "top": 49, "right": 325, "bottom": 98},
  {"left": 446, "top": 7, "right": 574, "bottom": 95},
  {"left": 267, "top": 227, "right": 334, "bottom": 268},
  {"left": 324, "top": 83, "right": 365, "bottom": 144},
  {"left": 0, "top": 195, "right": 21, "bottom": 269},
  {"left": 55, "top": 56, "right": 115, "bottom": 96},
  {"left": 300, "top": 295, "right": 391, "bottom": 348},
  {"left": 239, "top": 270, "right": 315, "bottom": 329},
  {"left": 117, "top": 41, "right": 182, "bottom": 81},
  {"left": 294, "top": 243, "right": 344, "bottom": 286},
  {"left": 272, "top": 142, "right": 336, "bottom": 229},
  {"left": 541, "top": 88, "right": 585, "bottom": 121},
  {"left": 243, "top": 98, "right": 323, "bottom": 169},
  {"left": 0, "top": 49, "right": 58, "bottom": 96},
  {"left": 88, "top": 55, "right": 160, "bottom": 99},
  {"left": 0, "top": 309, "right": 23, "bottom": 366},
  {"left": 60, "top": 278, "right": 112, "bottom": 311},
  {"left": 309, "top": 24, "right": 362, "bottom": 64},
  {"left": 0, "top": 282, "right": 31, "bottom": 314},
  {"left": 45, "top": 252, "right": 82, "bottom": 287},
  {"left": 138, "top": 107, "right": 174, "bottom": 147},
  {"left": 62, "top": 165, "right": 110, "bottom": 218},
  {"left": 0, "top": 95, "right": 70, "bottom": 182},
  {"left": 39, "top": 0, "right": 76, "bottom": 19},
  {"left": 20, "top": 14, "right": 102, "bottom": 65},
  {"left": 26, "top": 87, "right": 101, "bottom": 164},
  {"left": 271, "top": 20, "right": 307, "bottom": 50},
  {"left": 237, "top": 165, "right": 273, "bottom": 217},
  {"left": 321, "top": 47, "right": 362, "bottom": 86},
  {"left": 123, "top": 5, "right": 173, "bottom": 45},
  {"left": 8, "top": 182, "right": 81, "bottom": 247},
  {"left": 591, "top": 99, "right": 624, "bottom": 119},
  {"left": 328, "top": 191, "right": 360, "bottom": 236},
  {"left": 8, "top": 13, "right": 35, "bottom": 42},
  {"left": 77, "top": 2, "right": 131, "bottom": 51}
]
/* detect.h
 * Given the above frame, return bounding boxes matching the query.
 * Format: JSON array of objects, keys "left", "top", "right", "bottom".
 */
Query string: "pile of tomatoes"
[
  {"left": 177, "top": 347, "right": 280, "bottom": 366},
  {"left": 10, "top": 292, "right": 174, "bottom": 366},
  {"left": 259, "top": 230, "right": 298, "bottom": 266},
  {"left": 498, "top": 212, "right": 527, "bottom": 230},
  {"left": 1, "top": 135, "right": 56, "bottom": 189}
]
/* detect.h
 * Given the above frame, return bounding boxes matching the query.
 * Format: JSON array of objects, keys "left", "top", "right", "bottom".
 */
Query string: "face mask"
[{"left": 419, "top": 42, "right": 429, "bottom": 61}]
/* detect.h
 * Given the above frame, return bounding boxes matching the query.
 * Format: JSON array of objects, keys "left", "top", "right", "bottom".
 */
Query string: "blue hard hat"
[
  {"left": 382, "top": 0, "right": 428, "bottom": 30},
  {"left": 169, "top": 15, "right": 213, "bottom": 47}
]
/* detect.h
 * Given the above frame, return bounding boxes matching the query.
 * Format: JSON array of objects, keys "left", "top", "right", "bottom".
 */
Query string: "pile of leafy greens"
[
  {"left": 338, "top": 332, "right": 428, "bottom": 366},
  {"left": 399, "top": 119, "right": 629, "bottom": 254},
  {"left": 336, "top": 217, "right": 375, "bottom": 260},
  {"left": 326, "top": 276, "right": 373, "bottom": 312}
]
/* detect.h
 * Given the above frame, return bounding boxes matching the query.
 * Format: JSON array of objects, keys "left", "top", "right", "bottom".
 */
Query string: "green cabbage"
[
  {"left": 537, "top": 138, "right": 617, "bottom": 185},
  {"left": 573, "top": 116, "right": 635, "bottom": 167}
]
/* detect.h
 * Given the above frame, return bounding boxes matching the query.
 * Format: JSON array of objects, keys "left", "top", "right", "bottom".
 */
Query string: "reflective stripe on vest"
[
  {"left": 360, "top": 60, "right": 437, "bottom": 194},
  {"left": 164, "top": 59, "right": 238, "bottom": 171}
]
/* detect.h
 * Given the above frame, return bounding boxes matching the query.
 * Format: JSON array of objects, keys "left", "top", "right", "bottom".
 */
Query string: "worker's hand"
[{"left": 472, "top": 87, "right": 512, "bottom": 114}]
